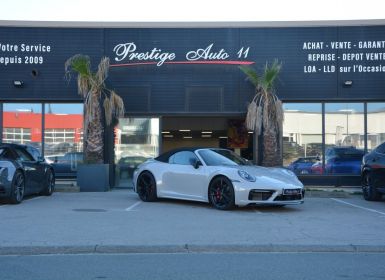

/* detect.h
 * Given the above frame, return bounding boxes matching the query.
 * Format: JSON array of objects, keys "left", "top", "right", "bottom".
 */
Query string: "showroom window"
[
  {"left": 367, "top": 103, "right": 385, "bottom": 151},
  {"left": 2, "top": 103, "right": 42, "bottom": 151},
  {"left": 324, "top": 103, "right": 364, "bottom": 175},
  {"left": 43, "top": 103, "right": 84, "bottom": 176},
  {"left": 283, "top": 103, "right": 322, "bottom": 175},
  {"left": 115, "top": 117, "right": 160, "bottom": 188}
]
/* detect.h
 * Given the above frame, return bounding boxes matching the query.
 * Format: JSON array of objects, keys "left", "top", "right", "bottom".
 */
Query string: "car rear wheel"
[
  {"left": 137, "top": 171, "right": 157, "bottom": 202},
  {"left": 9, "top": 170, "right": 25, "bottom": 204},
  {"left": 362, "top": 172, "right": 382, "bottom": 201},
  {"left": 42, "top": 169, "right": 55, "bottom": 196},
  {"left": 209, "top": 176, "right": 235, "bottom": 210}
]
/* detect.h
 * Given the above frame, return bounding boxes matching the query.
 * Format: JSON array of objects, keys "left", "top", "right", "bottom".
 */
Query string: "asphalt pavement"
[{"left": 1, "top": 187, "right": 385, "bottom": 255}]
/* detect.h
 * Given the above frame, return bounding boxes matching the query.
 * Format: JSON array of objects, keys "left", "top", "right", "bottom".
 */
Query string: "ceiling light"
[
  {"left": 13, "top": 80, "right": 24, "bottom": 87},
  {"left": 201, "top": 131, "right": 212, "bottom": 134},
  {"left": 183, "top": 136, "right": 192, "bottom": 139},
  {"left": 161, "top": 131, "right": 170, "bottom": 134},
  {"left": 179, "top": 129, "right": 191, "bottom": 132}
]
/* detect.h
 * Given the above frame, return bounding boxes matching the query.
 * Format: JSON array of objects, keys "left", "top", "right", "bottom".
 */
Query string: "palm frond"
[
  {"left": 65, "top": 54, "right": 92, "bottom": 97},
  {"left": 65, "top": 54, "right": 91, "bottom": 78},
  {"left": 261, "top": 60, "right": 282, "bottom": 93},
  {"left": 96, "top": 57, "right": 110, "bottom": 87},
  {"left": 239, "top": 66, "right": 260, "bottom": 87}
]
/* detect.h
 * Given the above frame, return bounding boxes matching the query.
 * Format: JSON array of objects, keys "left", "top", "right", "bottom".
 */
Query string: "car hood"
[{"left": 232, "top": 165, "right": 302, "bottom": 186}]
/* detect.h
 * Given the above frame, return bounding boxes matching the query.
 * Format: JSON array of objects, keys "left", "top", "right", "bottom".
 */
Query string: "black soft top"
[{"left": 155, "top": 147, "right": 203, "bottom": 163}]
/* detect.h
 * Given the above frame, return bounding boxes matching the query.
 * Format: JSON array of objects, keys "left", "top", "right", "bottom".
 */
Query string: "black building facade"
[{"left": 1, "top": 21, "right": 385, "bottom": 186}]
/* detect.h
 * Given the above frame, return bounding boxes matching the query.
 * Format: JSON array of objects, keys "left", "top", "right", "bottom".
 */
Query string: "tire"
[
  {"left": 208, "top": 176, "right": 235, "bottom": 210},
  {"left": 362, "top": 172, "right": 381, "bottom": 201},
  {"left": 42, "top": 169, "right": 55, "bottom": 196},
  {"left": 137, "top": 171, "right": 157, "bottom": 202},
  {"left": 9, "top": 170, "right": 25, "bottom": 204}
]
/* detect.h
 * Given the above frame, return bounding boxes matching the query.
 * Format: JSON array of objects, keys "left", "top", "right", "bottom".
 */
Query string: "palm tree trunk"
[
  {"left": 84, "top": 97, "right": 104, "bottom": 163},
  {"left": 262, "top": 128, "right": 282, "bottom": 167}
]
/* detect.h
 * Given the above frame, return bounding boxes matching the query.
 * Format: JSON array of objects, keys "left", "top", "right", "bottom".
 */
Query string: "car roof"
[
  {"left": 155, "top": 147, "right": 202, "bottom": 163},
  {"left": 154, "top": 147, "right": 228, "bottom": 163}
]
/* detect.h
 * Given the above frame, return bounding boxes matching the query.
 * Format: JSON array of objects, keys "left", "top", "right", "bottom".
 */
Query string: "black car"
[
  {"left": 361, "top": 142, "right": 385, "bottom": 201},
  {"left": 0, "top": 143, "right": 55, "bottom": 204}
]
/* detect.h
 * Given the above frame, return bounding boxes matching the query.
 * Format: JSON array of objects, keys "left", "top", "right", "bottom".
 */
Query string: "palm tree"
[
  {"left": 239, "top": 60, "right": 283, "bottom": 167},
  {"left": 65, "top": 54, "right": 125, "bottom": 164}
]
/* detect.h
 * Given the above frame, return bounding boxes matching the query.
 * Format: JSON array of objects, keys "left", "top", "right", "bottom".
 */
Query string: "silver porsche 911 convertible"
[{"left": 133, "top": 148, "right": 304, "bottom": 210}]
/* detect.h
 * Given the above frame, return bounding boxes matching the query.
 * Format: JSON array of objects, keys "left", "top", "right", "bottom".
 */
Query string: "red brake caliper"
[{"left": 215, "top": 187, "right": 221, "bottom": 201}]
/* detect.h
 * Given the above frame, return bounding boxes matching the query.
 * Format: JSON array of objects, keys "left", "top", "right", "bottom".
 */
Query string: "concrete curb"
[{"left": 1, "top": 244, "right": 385, "bottom": 255}]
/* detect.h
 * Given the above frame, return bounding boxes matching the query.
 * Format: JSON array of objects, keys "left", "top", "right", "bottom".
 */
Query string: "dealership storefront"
[{"left": 1, "top": 21, "right": 385, "bottom": 187}]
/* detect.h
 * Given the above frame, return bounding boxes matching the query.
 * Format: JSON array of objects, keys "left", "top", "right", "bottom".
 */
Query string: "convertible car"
[
  {"left": 133, "top": 148, "right": 304, "bottom": 210},
  {"left": 0, "top": 143, "right": 55, "bottom": 204}
]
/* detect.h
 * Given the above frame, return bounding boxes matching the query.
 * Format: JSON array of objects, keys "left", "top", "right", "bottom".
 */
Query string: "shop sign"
[
  {"left": 302, "top": 40, "right": 385, "bottom": 74},
  {"left": 111, "top": 42, "right": 253, "bottom": 67},
  {"left": 0, "top": 42, "right": 51, "bottom": 66}
]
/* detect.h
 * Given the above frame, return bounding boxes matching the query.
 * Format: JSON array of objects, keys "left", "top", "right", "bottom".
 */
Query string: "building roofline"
[{"left": 1, "top": 19, "right": 385, "bottom": 28}]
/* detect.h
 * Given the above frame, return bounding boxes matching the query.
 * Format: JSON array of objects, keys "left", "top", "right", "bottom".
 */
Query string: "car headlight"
[{"left": 238, "top": 170, "right": 256, "bottom": 182}]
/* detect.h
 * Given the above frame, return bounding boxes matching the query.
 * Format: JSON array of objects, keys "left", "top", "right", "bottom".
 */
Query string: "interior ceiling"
[
  {"left": 162, "top": 116, "right": 246, "bottom": 139},
  {"left": 162, "top": 117, "right": 242, "bottom": 131}
]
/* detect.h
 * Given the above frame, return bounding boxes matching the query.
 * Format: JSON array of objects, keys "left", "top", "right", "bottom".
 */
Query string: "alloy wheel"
[
  {"left": 209, "top": 177, "right": 235, "bottom": 210},
  {"left": 137, "top": 172, "right": 157, "bottom": 202}
]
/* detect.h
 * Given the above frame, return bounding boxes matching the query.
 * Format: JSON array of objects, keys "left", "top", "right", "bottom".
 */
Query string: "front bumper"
[{"left": 233, "top": 182, "right": 305, "bottom": 206}]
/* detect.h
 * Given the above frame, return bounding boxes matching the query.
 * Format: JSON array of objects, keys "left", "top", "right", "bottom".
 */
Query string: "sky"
[{"left": 0, "top": 0, "right": 384, "bottom": 22}]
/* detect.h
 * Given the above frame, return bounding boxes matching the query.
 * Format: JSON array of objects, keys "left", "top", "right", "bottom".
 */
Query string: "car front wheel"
[
  {"left": 9, "top": 170, "right": 25, "bottom": 204},
  {"left": 209, "top": 176, "right": 235, "bottom": 210},
  {"left": 137, "top": 171, "right": 157, "bottom": 202},
  {"left": 362, "top": 172, "right": 381, "bottom": 201}
]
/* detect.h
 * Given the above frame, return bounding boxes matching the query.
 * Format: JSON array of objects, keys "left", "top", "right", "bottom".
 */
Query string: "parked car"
[
  {"left": 288, "top": 156, "right": 320, "bottom": 175},
  {"left": 310, "top": 160, "right": 323, "bottom": 174},
  {"left": 324, "top": 146, "right": 365, "bottom": 174},
  {"left": 47, "top": 152, "right": 83, "bottom": 178},
  {"left": 361, "top": 142, "right": 385, "bottom": 201},
  {"left": 133, "top": 147, "right": 304, "bottom": 210},
  {"left": 118, "top": 156, "right": 148, "bottom": 180},
  {"left": 310, "top": 146, "right": 365, "bottom": 175},
  {"left": 0, "top": 143, "right": 55, "bottom": 204}
]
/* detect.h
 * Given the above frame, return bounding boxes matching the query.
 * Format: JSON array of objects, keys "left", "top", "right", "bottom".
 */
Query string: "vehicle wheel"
[
  {"left": 208, "top": 176, "right": 235, "bottom": 210},
  {"left": 137, "top": 171, "right": 157, "bottom": 202},
  {"left": 9, "top": 170, "right": 25, "bottom": 204},
  {"left": 362, "top": 172, "right": 381, "bottom": 201},
  {"left": 42, "top": 169, "right": 55, "bottom": 196}
]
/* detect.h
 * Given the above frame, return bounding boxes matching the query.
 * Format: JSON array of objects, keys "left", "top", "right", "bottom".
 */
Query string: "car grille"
[
  {"left": 274, "top": 189, "right": 304, "bottom": 201},
  {"left": 248, "top": 190, "right": 274, "bottom": 201}
]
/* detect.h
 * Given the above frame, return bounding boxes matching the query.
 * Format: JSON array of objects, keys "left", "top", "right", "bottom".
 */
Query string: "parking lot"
[{"left": 1, "top": 189, "right": 385, "bottom": 254}]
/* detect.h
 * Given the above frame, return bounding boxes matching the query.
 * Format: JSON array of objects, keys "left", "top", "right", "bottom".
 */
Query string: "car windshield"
[{"left": 198, "top": 149, "right": 250, "bottom": 166}]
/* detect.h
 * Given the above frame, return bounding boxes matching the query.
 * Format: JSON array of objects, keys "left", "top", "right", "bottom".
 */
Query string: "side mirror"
[
  {"left": 191, "top": 159, "right": 202, "bottom": 169},
  {"left": 37, "top": 156, "right": 45, "bottom": 163}
]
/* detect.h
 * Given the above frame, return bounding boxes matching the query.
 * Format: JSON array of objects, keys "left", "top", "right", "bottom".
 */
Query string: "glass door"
[{"left": 115, "top": 117, "right": 160, "bottom": 188}]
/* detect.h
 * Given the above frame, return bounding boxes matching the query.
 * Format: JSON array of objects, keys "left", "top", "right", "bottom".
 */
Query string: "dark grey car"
[
  {"left": 361, "top": 142, "right": 385, "bottom": 201},
  {"left": 0, "top": 143, "right": 55, "bottom": 204}
]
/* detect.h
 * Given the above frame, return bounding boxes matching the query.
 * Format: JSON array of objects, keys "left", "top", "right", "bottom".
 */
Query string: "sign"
[
  {"left": 111, "top": 42, "right": 253, "bottom": 67},
  {"left": 302, "top": 40, "right": 385, "bottom": 74},
  {"left": 0, "top": 42, "right": 51, "bottom": 66}
]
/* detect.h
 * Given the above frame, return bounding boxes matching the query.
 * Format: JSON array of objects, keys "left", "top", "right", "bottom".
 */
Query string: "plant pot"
[{"left": 77, "top": 163, "right": 111, "bottom": 192}]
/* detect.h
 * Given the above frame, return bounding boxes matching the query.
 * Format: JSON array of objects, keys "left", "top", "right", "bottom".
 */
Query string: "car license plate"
[{"left": 283, "top": 188, "right": 301, "bottom": 195}]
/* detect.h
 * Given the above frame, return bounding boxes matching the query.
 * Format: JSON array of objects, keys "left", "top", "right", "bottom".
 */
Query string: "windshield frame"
[{"left": 197, "top": 148, "right": 251, "bottom": 167}]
